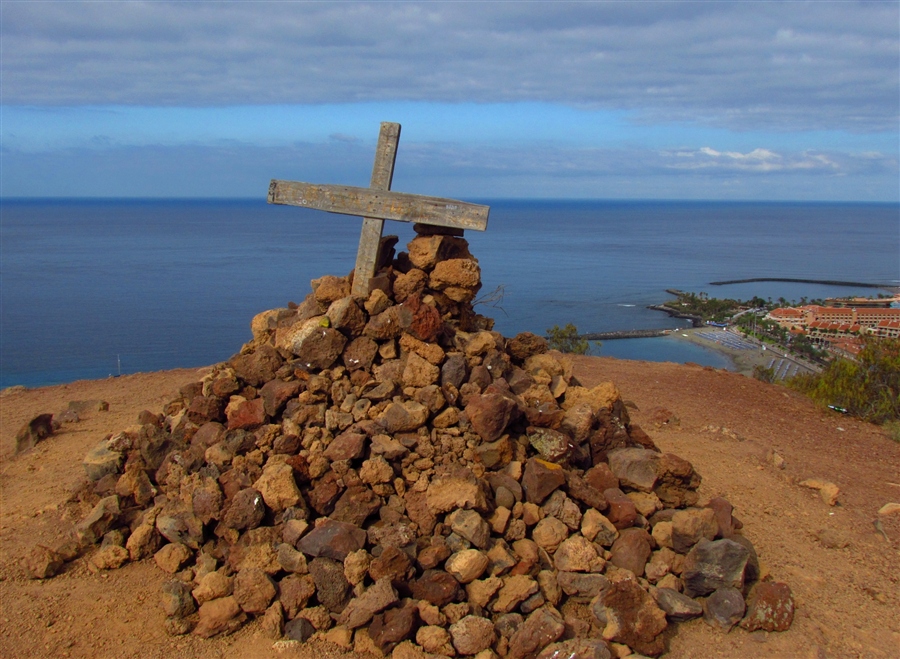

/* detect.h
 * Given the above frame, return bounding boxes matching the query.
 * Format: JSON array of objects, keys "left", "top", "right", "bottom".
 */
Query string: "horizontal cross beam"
[{"left": 268, "top": 180, "right": 489, "bottom": 232}]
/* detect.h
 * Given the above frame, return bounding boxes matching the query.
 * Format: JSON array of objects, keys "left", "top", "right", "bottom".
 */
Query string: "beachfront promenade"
[{"left": 691, "top": 328, "right": 819, "bottom": 380}]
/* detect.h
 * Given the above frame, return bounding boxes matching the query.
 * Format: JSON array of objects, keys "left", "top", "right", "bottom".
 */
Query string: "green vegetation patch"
[
  {"left": 788, "top": 337, "right": 900, "bottom": 425},
  {"left": 668, "top": 292, "right": 744, "bottom": 322},
  {"left": 547, "top": 323, "right": 590, "bottom": 355}
]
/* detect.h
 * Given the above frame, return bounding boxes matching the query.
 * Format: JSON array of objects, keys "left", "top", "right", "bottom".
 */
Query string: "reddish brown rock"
[
  {"left": 364, "top": 305, "right": 413, "bottom": 341},
  {"left": 507, "top": 606, "right": 566, "bottom": 659},
  {"left": 312, "top": 275, "right": 351, "bottom": 304},
  {"left": 671, "top": 507, "right": 718, "bottom": 553},
  {"left": 327, "top": 297, "right": 366, "bottom": 337},
  {"left": 194, "top": 596, "right": 246, "bottom": 638},
  {"left": 222, "top": 488, "right": 265, "bottom": 530},
  {"left": 740, "top": 582, "right": 794, "bottom": 632},
  {"left": 226, "top": 397, "right": 266, "bottom": 431},
  {"left": 332, "top": 486, "right": 381, "bottom": 526},
  {"left": 603, "top": 488, "right": 638, "bottom": 530},
  {"left": 403, "top": 293, "right": 444, "bottom": 343},
  {"left": 412, "top": 569, "right": 462, "bottom": 606},
  {"left": 507, "top": 332, "right": 549, "bottom": 361},
  {"left": 279, "top": 573, "right": 316, "bottom": 618},
  {"left": 368, "top": 546, "right": 413, "bottom": 584},
  {"left": 522, "top": 458, "right": 567, "bottom": 504},
  {"left": 187, "top": 396, "right": 225, "bottom": 425},
  {"left": 610, "top": 528, "right": 652, "bottom": 577},
  {"left": 233, "top": 567, "right": 276, "bottom": 614},
  {"left": 584, "top": 464, "right": 619, "bottom": 493},
  {"left": 259, "top": 379, "right": 301, "bottom": 417},
  {"left": 24, "top": 545, "right": 64, "bottom": 579},
  {"left": 229, "top": 344, "right": 283, "bottom": 387},
  {"left": 593, "top": 574, "right": 667, "bottom": 656},
  {"left": 307, "top": 472, "right": 343, "bottom": 516},
  {"left": 343, "top": 336, "right": 379, "bottom": 372},
  {"left": 191, "top": 421, "right": 226, "bottom": 449},
  {"left": 324, "top": 430, "right": 368, "bottom": 461},
  {"left": 379, "top": 401, "right": 429, "bottom": 433},
  {"left": 298, "top": 518, "right": 367, "bottom": 561},
  {"left": 450, "top": 614, "right": 496, "bottom": 655},
  {"left": 654, "top": 453, "right": 701, "bottom": 508},
  {"left": 705, "top": 496, "right": 741, "bottom": 538},
  {"left": 298, "top": 326, "right": 348, "bottom": 370},
  {"left": 465, "top": 392, "right": 517, "bottom": 442},
  {"left": 408, "top": 234, "right": 472, "bottom": 269},
  {"left": 425, "top": 467, "right": 490, "bottom": 514},
  {"left": 340, "top": 578, "right": 399, "bottom": 629},
  {"left": 607, "top": 448, "right": 660, "bottom": 493},
  {"left": 416, "top": 536, "right": 452, "bottom": 569},
  {"left": 368, "top": 601, "right": 420, "bottom": 654},
  {"left": 565, "top": 472, "right": 608, "bottom": 512},
  {"left": 393, "top": 268, "right": 427, "bottom": 302}
]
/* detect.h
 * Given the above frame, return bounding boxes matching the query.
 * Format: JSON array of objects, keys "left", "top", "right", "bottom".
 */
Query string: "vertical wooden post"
[{"left": 351, "top": 122, "right": 401, "bottom": 297}]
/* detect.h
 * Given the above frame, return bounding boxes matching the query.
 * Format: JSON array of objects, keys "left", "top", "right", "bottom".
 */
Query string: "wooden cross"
[{"left": 268, "top": 122, "right": 490, "bottom": 297}]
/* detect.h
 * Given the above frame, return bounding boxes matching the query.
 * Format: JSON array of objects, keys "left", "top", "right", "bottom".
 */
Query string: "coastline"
[{"left": 666, "top": 327, "right": 818, "bottom": 378}]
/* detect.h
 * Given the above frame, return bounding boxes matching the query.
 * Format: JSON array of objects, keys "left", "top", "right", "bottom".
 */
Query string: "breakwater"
[
  {"left": 709, "top": 277, "right": 890, "bottom": 289},
  {"left": 646, "top": 304, "right": 704, "bottom": 327},
  {"left": 580, "top": 328, "right": 670, "bottom": 340}
]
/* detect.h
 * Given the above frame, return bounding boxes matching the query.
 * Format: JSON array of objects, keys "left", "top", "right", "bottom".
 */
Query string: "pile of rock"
[{"left": 38, "top": 225, "right": 793, "bottom": 658}]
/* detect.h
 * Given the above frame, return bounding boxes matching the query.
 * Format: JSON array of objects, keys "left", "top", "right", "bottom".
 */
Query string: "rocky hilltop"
[{"left": 31, "top": 225, "right": 793, "bottom": 658}]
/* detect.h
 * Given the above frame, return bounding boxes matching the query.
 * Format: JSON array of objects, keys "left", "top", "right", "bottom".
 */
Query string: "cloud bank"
[{"left": 3, "top": 2, "right": 897, "bottom": 132}]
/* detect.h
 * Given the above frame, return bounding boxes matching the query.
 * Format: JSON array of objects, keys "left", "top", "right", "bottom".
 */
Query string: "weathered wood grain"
[
  {"left": 267, "top": 181, "right": 489, "bottom": 231},
  {"left": 265, "top": 121, "right": 490, "bottom": 298},
  {"left": 353, "top": 122, "right": 400, "bottom": 297}
]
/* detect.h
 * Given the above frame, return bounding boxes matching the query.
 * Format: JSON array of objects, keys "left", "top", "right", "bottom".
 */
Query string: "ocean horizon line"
[{"left": 3, "top": 196, "right": 898, "bottom": 206}]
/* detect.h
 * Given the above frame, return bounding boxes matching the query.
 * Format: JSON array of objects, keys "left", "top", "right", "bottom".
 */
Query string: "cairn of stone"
[{"left": 40, "top": 226, "right": 794, "bottom": 658}]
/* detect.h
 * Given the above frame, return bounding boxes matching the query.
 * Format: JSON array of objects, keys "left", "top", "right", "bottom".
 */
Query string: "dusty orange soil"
[{"left": 1, "top": 358, "right": 898, "bottom": 659}]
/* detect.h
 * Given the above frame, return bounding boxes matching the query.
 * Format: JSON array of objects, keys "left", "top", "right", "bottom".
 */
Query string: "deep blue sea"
[{"left": 1, "top": 199, "right": 897, "bottom": 388}]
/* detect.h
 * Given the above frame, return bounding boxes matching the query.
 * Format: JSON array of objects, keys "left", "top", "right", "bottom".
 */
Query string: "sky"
[{"left": 1, "top": 1, "right": 898, "bottom": 201}]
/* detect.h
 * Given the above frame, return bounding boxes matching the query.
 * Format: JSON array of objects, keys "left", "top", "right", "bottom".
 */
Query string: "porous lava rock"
[{"left": 50, "top": 225, "right": 790, "bottom": 657}]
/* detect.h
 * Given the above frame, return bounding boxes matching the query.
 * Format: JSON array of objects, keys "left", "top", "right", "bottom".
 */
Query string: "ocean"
[{"left": 1, "top": 199, "right": 897, "bottom": 389}]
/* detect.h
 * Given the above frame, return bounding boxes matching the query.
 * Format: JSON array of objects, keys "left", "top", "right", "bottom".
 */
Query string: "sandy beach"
[{"left": 667, "top": 328, "right": 819, "bottom": 378}]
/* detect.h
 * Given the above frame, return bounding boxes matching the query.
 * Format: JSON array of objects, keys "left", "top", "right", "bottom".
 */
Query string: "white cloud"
[{"left": 664, "top": 147, "right": 848, "bottom": 173}]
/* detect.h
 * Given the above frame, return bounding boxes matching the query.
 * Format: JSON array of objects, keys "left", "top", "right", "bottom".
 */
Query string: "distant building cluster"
[{"left": 766, "top": 301, "right": 900, "bottom": 356}]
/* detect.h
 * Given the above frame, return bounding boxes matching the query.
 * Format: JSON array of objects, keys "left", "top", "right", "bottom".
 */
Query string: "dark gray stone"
[
  {"left": 652, "top": 587, "right": 703, "bottom": 622},
  {"left": 682, "top": 538, "right": 751, "bottom": 597},
  {"left": 704, "top": 587, "right": 746, "bottom": 630},
  {"left": 309, "top": 557, "right": 351, "bottom": 613}
]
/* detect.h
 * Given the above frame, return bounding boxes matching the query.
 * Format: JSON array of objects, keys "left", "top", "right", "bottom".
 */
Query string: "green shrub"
[
  {"left": 752, "top": 365, "right": 777, "bottom": 383},
  {"left": 547, "top": 323, "right": 590, "bottom": 355},
  {"left": 787, "top": 337, "right": 899, "bottom": 424},
  {"left": 884, "top": 421, "right": 900, "bottom": 443}
]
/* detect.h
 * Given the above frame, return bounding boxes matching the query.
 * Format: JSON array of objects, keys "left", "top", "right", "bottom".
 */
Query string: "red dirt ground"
[{"left": 1, "top": 356, "right": 897, "bottom": 658}]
